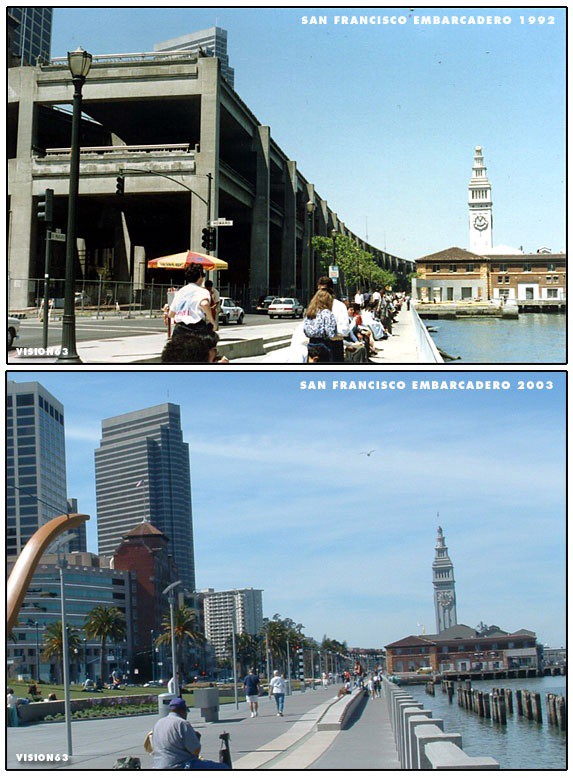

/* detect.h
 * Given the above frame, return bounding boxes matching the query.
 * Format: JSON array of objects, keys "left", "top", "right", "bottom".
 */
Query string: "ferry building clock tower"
[
  {"left": 468, "top": 145, "right": 493, "bottom": 254},
  {"left": 432, "top": 525, "right": 458, "bottom": 634}
]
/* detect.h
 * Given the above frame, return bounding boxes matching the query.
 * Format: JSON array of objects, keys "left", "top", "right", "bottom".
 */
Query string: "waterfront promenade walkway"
[{"left": 6, "top": 686, "right": 400, "bottom": 770}]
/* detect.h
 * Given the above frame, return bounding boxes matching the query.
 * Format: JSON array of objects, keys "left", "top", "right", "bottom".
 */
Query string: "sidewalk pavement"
[
  {"left": 7, "top": 320, "right": 299, "bottom": 365},
  {"left": 6, "top": 685, "right": 400, "bottom": 770}
]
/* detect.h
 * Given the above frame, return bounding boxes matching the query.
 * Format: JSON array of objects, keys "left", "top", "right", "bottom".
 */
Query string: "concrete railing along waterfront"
[
  {"left": 410, "top": 306, "right": 444, "bottom": 363},
  {"left": 383, "top": 676, "right": 499, "bottom": 770}
]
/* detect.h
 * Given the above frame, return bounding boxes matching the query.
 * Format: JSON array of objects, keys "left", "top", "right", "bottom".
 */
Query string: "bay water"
[
  {"left": 427, "top": 313, "right": 566, "bottom": 363},
  {"left": 416, "top": 676, "right": 566, "bottom": 769}
]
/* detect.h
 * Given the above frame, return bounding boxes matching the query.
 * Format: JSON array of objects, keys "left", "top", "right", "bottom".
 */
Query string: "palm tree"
[
  {"left": 155, "top": 605, "right": 204, "bottom": 679},
  {"left": 84, "top": 605, "right": 127, "bottom": 682},
  {"left": 41, "top": 621, "right": 81, "bottom": 683}
]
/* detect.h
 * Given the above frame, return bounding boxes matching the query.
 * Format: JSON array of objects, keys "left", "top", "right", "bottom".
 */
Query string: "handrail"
[
  {"left": 42, "top": 143, "right": 193, "bottom": 156},
  {"left": 7, "top": 512, "right": 90, "bottom": 632}
]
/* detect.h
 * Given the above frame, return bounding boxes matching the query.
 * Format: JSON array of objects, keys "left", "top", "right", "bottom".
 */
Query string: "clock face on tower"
[
  {"left": 437, "top": 591, "right": 454, "bottom": 607},
  {"left": 474, "top": 215, "right": 489, "bottom": 231}
]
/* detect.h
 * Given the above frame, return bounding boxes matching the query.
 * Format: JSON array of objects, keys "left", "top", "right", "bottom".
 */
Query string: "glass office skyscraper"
[
  {"left": 95, "top": 403, "right": 196, "bottom": 591},
  {"left": 8, "top": 7, "right": 53, "bottom": 65},
  {"left": 155, "top": 26, "right": 235, "bottom": 89},
  {"left": 7, "top": 380, "right": 70, "bottom": 556}
]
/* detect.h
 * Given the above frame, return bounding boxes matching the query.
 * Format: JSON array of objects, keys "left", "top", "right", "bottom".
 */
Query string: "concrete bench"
[{"left": 316, "top": 688, "right": 366, "bottom": 731}]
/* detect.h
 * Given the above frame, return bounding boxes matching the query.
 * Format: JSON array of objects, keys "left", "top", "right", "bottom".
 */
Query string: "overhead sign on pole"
[{"left": 211, "top": 218, "right": 233, "bottom": 227}]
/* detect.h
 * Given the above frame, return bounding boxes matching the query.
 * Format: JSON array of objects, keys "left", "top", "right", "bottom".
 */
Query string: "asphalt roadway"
[
  {"left": 6, "top": 685, "right": 400, "bottom": 771},
  {"left": 8, "top": 308, "right": 420, "bottom": 364},
  {"left": 9, "top": 311, "right": 272, "bottom": 350}
]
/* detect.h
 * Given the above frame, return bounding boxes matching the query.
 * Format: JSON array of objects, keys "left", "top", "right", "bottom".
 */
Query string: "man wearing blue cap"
[{"left": 152, "top": 697, "right": 230, "bottom": 770}]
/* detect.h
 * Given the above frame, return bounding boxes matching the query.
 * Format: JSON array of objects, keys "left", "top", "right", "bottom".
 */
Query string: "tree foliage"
[
  {"left": 84, "top": 605, "right": 127, "bottom": 681},
  {"left": 155, "top": 605, "right": 204, "bottom": 677},
  {"left": 312, "top": 235, "right": 396, "bottom": 295},
  {"left": 41, "top": 621, "right": 81, "bottom": 683}
]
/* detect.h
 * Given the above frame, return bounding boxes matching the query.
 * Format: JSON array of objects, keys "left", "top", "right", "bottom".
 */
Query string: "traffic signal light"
[
  {"left": 37, "top": 189, "right": 54, "bottom": 223},
  {"left": 116, "top": 175, "right": 125, "bottom": 195},
  {"left": 201, "top": 227, "right": 216, "bottom": 251}
]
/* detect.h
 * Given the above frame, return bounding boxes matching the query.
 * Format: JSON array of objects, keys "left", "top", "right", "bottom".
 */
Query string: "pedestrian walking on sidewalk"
[
  {"left": 269, "top": 670, "right": 287, "bottom": 717},
  {"left": 244, "top": 668, "right": 261, "bottom": 718}
]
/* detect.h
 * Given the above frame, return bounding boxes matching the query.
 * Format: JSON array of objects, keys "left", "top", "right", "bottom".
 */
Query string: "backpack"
[{"left": 112, "top": 756, "right": 141, "bottom": 770}]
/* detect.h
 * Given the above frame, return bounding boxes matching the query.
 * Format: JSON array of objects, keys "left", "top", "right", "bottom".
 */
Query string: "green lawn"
[{"left": 9, "top": 681, "right": 249, "bottom": 706}]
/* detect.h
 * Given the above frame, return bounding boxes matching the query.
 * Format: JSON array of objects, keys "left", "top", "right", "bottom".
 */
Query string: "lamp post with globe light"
[{"left": 57, "top": 47, "right": 92, "bottom": 364}]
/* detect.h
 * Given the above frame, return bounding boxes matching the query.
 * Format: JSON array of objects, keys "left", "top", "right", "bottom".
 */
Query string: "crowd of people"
[
  {"left": 289, "top": 280, "right": 410, "bottom": 364},
  {"left": 159, "top": 262, "right": 410, "bottom": 364}
]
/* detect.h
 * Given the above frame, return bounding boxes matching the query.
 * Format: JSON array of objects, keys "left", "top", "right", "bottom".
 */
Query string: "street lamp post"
[
  {"left": 306, "top": 200, "right": 316, "bottom": 299},
  {"left": 162, "top": 580, "right": 182, "bottom": 696},
  {"left": 55, "top": 543, "right": 73, "bottom": 755},
  {"left": 57, "top": 46, "right": 92, "bottom": 364},
  {"left": 151, "top": 630, "right": 156, "bottom": 683},
  {"left": 27, "top": 620, "right": 41, "bottom": 681},
  {"left": 286, "top": 638, "right": 291, "bottom": 696},
  {"left": 331, "top": 229, "right": 337, "bottom": 269},
  {"left": 230, "top": 592, "right": 238, "bottom": 710}
]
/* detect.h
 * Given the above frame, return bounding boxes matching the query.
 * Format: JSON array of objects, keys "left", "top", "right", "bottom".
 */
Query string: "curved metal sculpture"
[{"left": 7, "top": 512, "right": 89, "bottom": 632}]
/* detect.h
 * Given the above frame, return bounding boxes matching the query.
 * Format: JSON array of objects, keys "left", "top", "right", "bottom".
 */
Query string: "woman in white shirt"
[
  {"left": 168, "top": 264, "right": 215, "bottom": 338},
  {"left": 268, "top": 670, "right": 287, "bottom": 716}
]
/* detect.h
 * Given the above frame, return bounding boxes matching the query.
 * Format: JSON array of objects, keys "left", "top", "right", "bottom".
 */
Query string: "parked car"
[
  {"left": 75, "top": 291, "right": 91, "bottom": 306},
  {"left": 268, "top": 297, "right": 304, "bottom": 318},
  {"left": 219, "top": 298, "right": 244, "bottom": 325},
  {"left": 8, "top": 316, "right": 20, "bottom": 349},
  {"left": 255, "top": 295, "right": 276, "bottom": 313}
]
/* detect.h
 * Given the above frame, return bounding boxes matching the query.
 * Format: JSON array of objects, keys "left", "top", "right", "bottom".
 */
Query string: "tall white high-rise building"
[
  {"left": 155, "top": 26, "right": 235, "bottom": 88},
  {"left": 202, "top": 588, "right": 263, "bottom": 660},
  {"left": 468, "top": 145, "right": 493, "bottom": 254}
]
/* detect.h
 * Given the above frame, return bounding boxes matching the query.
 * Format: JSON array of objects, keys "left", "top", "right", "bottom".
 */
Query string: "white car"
[
  {"left": 268, "top": 297, "right": 305, "bottom": 319},
  {"left": 219, "top": 298, "right": 244, "bottom": 325},
  {"left": 8, "top": 316, "right": 20, "bottom": 349}
]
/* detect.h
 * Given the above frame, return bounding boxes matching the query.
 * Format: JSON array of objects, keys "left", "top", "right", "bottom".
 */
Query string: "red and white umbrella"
[{"left": 147, "top": 250, "right": 228, "bottom": 271}]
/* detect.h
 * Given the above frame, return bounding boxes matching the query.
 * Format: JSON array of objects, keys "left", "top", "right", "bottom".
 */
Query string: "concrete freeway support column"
[
  {"left": 250, "top": 125, "right": 270, "bottom": 295},
  {"left": 8, "top": 67, "right": 37, "bottom": 308},
  {"left": 280, "top": 160, "right": 297, "bottom": 295},
  {"left": 317, "top": 198, "right": 329, "bottom": 238},
  {"left": 194, "top": 57, "right": 220, "bottom": 251}
]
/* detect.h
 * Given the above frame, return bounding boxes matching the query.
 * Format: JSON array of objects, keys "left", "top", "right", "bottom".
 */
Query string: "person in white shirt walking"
[{"left": 268, "top": 670, "right": 287, "bottom": 716}]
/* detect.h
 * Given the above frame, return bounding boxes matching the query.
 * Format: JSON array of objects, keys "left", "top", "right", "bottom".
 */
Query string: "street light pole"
[
  {"left": 57, "top": 551, "right": 73, "bottom": 755},
  {"left": 57, "top": 46, "right": 92, "bottom": 364},
  {"left": 306, "top": 201, "right": 316, "bottom": 300},
  {"left": 151, "top": 630, "right": 155, "bottom": 683},
  {"left": 286, "top": 638, "right": 291, "bottom": 696},
  {"left": 162, "top": 580, "right": 182, "bottom": 696},
  {"left": 230, "top": 593, "right": 238, "bottom": 710}
]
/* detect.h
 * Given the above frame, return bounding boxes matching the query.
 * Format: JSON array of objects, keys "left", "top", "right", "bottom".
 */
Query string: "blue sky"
[
  {"left": 7, "top": 370, "right": 566, "bottom": 649},
  {"left": 49, "top": 6, "right": 566, "bottom": 260}
]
